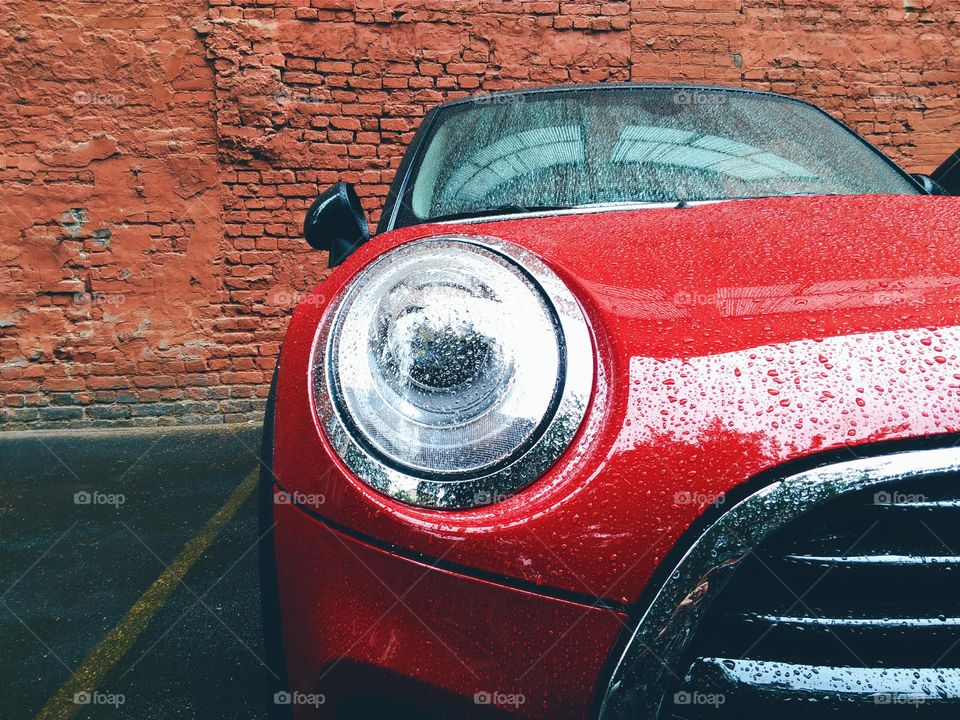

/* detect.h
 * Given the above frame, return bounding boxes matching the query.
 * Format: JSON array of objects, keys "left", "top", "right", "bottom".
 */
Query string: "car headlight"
[{"left": 313, "top": 235, "right": 594, "bottom": 509}]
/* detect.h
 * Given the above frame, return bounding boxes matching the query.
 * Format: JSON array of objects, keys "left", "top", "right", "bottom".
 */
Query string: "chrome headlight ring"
[{"left": 312, "top": 235, "right": 594, "bottom": 509}]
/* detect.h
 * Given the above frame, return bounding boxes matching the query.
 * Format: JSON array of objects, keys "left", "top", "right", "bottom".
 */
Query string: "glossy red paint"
[
  {"left": 274, "top": 496, "right": 625, "bottom": 719},
  {"left": 274, "top": 194, "right": 960, "bottom": 610}
]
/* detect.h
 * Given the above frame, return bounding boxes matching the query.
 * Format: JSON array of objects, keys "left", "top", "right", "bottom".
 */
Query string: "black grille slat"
[
  {"left": 767, "top": 496, "right": 960, "bottom": 558},
  {"left": 709, "top": 555, "right": 960, "bottom": 622}
]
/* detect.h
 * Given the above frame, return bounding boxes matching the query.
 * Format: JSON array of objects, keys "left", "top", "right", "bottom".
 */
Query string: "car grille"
[
  {"left": 599, "top": 446, "right": 960, "bottom": 720},
  {"left": 669, "top": 473, "right": 960, "bottom": 718}
]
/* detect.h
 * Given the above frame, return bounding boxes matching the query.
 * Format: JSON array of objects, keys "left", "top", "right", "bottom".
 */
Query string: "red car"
[{"left": 260, "top": 84, "right": 960, "bottom": 719}]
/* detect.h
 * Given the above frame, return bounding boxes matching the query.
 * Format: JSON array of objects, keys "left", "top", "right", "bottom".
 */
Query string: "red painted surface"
[
  {"left": 274, "top": 194, "right": 960, "bottom": 605},
  {"left": 274, "top": 497, "right": 624, "bottom": 719},
  {"left": 272, "top": 193, "right": 960, "bottom": 714}
]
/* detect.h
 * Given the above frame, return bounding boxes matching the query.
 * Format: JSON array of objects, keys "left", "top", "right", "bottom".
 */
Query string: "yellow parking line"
[{"left": 35, "top": 466, "right": 261, "bottom": 720}]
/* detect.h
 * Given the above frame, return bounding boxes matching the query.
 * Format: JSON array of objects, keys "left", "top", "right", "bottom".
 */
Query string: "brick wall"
[{"left": 2, "top": 0, "right": 958, "bottom": 429}]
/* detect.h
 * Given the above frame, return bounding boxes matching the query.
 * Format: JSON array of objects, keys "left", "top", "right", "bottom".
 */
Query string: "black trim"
[
  {"left": 377, "top": 106, "right": 442, "bottom": 234},
  {"left": 275, "top": 488, "right": 627, "bottom": 613},
  {"left": 258, "top": 362, "right": 292, "bottom": 720},
  {"left": 932, "top": 148, "right": 960, "bottom": 195}
]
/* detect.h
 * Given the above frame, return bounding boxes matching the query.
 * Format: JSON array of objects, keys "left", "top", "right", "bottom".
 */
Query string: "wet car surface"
[{"left": 270, "top": 84, "right": 960, "bottom": 718}]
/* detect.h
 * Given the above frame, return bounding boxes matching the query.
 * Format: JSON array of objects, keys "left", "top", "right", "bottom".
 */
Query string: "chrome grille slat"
[
  {"left": 880, "top": 499, "right": 960, "bottom": 510},
  {"left": 683, "top": 657, "right": 960, "bottom": 705},
  {"left": 744, "top": 614, "right": 960, "bottom": 629},
  {"left": 784, "top": 552, "right": 960, "bottom": 566}
]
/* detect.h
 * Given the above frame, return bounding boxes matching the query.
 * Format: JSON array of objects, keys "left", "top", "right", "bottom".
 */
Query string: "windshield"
[{"left": 394, "top": 87, "right": 919, "bottom": 226}]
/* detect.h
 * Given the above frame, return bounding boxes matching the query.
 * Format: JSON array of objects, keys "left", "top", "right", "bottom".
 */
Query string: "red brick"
[{"left": 2, "top": 0, "right": 957, "bottom": 429}]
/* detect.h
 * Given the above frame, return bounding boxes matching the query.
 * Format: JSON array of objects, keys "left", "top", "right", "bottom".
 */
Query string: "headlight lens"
[{"left": 314, "top": 236, "right": 593, "bottom": 509}]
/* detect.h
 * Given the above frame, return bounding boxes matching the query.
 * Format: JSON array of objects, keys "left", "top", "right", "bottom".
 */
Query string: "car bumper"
[{"left": 273, "top": 496, "right": 625, "bottom": 719}]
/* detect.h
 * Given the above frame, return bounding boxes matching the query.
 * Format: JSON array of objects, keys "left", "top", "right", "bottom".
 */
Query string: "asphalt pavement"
[{"left": 1, "top": 424, "right": 270, "bottom": 720}]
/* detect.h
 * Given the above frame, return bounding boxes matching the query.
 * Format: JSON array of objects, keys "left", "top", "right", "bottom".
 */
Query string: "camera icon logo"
[
  {"left": 73, "top": 692, "right": 91, "bottom": 705},
  {"left": 474, "top": 691, "right": 492, "bottom": 705},
  {"left": 273, "top": 691, "right": 291, "bottom": 705},
  {"left": 74, "top": 491, "right": 92, "bottom": 505}
]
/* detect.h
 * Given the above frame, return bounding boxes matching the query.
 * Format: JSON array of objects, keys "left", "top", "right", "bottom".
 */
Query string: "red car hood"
[
  {"left": 275, "top": 194, "right": 960, "bottom": 605},
  {"left": 473, "top": 193, "right": 960, "bottom": 356}
]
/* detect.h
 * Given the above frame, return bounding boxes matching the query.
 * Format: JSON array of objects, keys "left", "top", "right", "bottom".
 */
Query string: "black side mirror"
[
  {"left": 910, "top": 173, "right": 950, "bottom": 196},
  {"left": 303, "top": 182, "right": 370, "bottom": 267}
]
